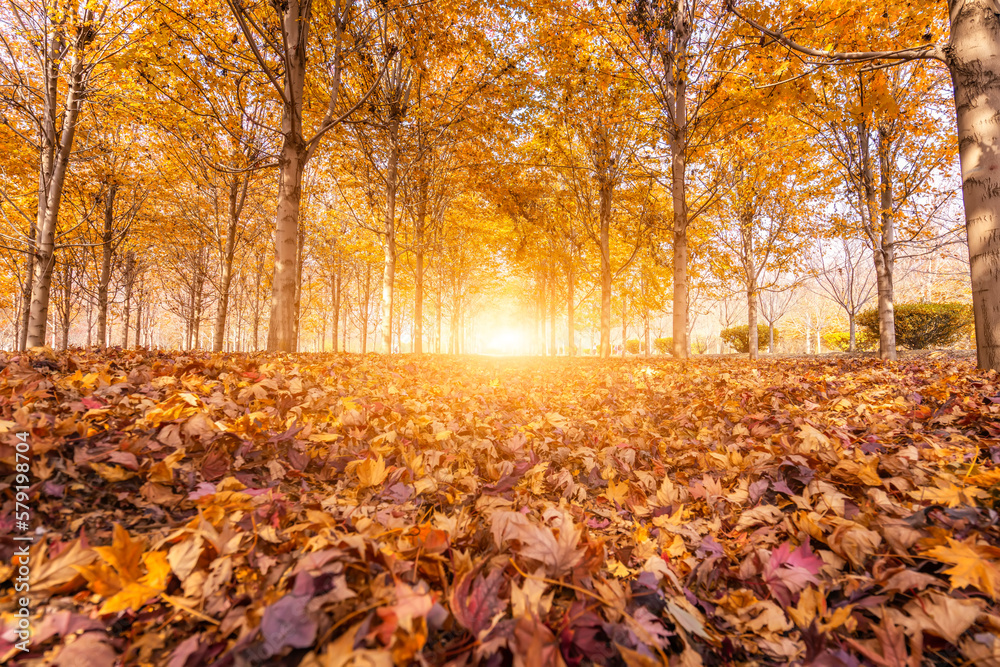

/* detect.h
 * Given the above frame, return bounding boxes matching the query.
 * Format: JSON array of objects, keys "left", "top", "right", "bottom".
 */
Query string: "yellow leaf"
[
  {"left": 99, "top": 582, "right": 160, "bottom": 614},
  {"left": 75, "top": 525, "right": 172, "bottom": 614},
  {"left": 148, "top": 447, "right": 186, "bottom": 484},
  {"left": 91, "top": 463, "right": 137, "bottom": 483},
  {"left": 141, "top": 551, "right": 172, "bottom": 591},
  {"left": 925, "top": 537, "right": 1000, "bottom": 599},
  {"left": 356, "top": 455, "right": 389, "bottom": 487},
  {"left": 966, "top": 468, "right": 1000, "bottom": 488},
  {"left": 93, "top": 524, "right": 145, "bottom": 582},
  {"left": 178, "top": 392, "right": 201, "bottom": 406},
  {"left": 607, "top": 559, "right": 631, "bottom": 577},
  {"left": 665, "top": 534, "right": 687, "bottom": 558},
  {"left": 915, "top": 481, "right": 988, "bottom": 507},
  {"left": 75, "top": 559, "right": 120, "bottom": 597},
  {"left": 604, "top": 478, "right": 628, "bottom": 505}
]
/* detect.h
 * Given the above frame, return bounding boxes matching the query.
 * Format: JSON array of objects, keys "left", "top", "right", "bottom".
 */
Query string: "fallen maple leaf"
[
  {"left": 603, "top": 478, "right": 629, "bottom": 505},
  {"left": 892, "top": 591, "right": 983, "bottom": 645},
  {"left": 496, "top": 509, "right": 584, "bottom": 576},
  {"left": 925, "top": 537, "right": 1000, "bottom": 599},
  {"left": 450, "top": 567, "right": 506, "bottom": 638},
  {"left": 914, "top": 480, "right": 989, "bottom": 508},
  {"left": 763, "top": 539, "right": 823, "bottom": 606},
  {"left": 74, "top": 524, "right": 171, "bottom": 614},
  {"left": 355, "top": 454, "right": 389, "bottom": 487}
]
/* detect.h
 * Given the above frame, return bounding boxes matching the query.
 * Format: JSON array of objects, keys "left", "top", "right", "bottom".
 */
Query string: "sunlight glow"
[{"left": 484, "top": 326, "right": 529, "bottom": 355}]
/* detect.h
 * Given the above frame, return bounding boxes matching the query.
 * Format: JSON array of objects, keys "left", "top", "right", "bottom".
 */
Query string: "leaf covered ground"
[{"left": 2, "top": 350, "right": 1000, "bottom": 666}]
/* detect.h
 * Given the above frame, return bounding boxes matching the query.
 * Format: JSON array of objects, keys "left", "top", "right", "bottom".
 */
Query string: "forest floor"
[{"left": 1, "top": 349, "right": 999, "bottom": 666}]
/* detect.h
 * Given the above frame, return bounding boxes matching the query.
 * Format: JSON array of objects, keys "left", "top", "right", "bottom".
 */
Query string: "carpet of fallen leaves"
[{"left": 2, "top": 349, "right": 1000, "bottom": 666}]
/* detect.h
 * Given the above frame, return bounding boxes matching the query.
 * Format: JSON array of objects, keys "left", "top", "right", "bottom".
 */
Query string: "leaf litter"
[{"left": 1, "top": 349, "right": 999, "bottom": 665}]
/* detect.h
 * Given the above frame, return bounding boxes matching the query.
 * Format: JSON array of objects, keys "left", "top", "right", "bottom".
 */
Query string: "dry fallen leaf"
[{"left": 3, "top": 350, "right": 999, "bottom": 666}]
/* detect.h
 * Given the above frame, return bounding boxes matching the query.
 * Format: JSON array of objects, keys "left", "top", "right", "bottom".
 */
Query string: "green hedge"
[
  {"left": 625, "top": 339, "right": 641, "bottom": 354},
  {"left": 721, "top": 324, "right": 773, "bottom": 353},
  {"left": 857, "top": 302, "right": 972, "bottom": 350}
]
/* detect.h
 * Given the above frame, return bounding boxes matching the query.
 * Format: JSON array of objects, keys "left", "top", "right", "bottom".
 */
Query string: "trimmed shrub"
[
  {"left": 721, "top": 324, "right": 772, "bottom": 353},
  {"left": 625, "top": 339, "right": 641, "bottom": 354},
  {"left": 824, "top": 331, "right": 851, "bottom": 352},
  {"left": 856, "top": 329, "right": 878, "bottom": 351},
  {"left": 857, "top": 302, "right": 973, "bottom": 350},
  {"left": 654, "top": 337, "right": 673, "bottom": 355}
]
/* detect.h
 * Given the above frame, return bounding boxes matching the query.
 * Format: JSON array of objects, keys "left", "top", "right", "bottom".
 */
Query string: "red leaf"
[{"left": 450, "top": 567, "right": 505, "bottom": 637}]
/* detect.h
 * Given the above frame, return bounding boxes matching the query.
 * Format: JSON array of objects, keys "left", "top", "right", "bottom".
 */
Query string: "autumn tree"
[
  {"left": 787, "top": 60, "right": 955, "bottom": 361},
  {"left": 728, "top": 0, "right": 1000, "bottom": 369},
  {"left": 707, "top": 124, "right": 816, "bottom": 359},
  {"left": 223, "top": 0, "right": 386, "bottom": 352},
  {"left": 0, "top": 0, "right": 149, "bottom": 348},
  {"left": 596, "top": 0, "right": 744, "bottom": 359},
  {"left": 538, "top": 30, "right": 658, "bottom": 358},
  {"left": 142, "top": 7, "right": 276, "bottom": 352},
  {"left": 810, "top": 235, "right": 876, "bottom": 351}
]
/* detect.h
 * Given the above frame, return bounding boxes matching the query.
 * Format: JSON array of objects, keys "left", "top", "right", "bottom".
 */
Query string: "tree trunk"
[
  {"left": 193, "top": 264, "right": 205, "bottom": 350},
  {"left": 747, "top": 286, "right": 758, "bottom": 360},
  {"left": 214, "top": 176, "right": 245, "bottom": 351},
  {"left": 380, "top": 117, "right": 400, "bottom": 355},
  {"left": 362, "top": 264, "right": 371, "bottom": 354},
  {"left": 949, "top": 0, "right": 1000, "bottom": 370},
  {"left": 535, "top": 268, "right": 544, "bottom": 355},
  {"left": 414, "top": 169, "right": 428, "bottom": 354},
  {"left": 877, "top": 124, "right": 897, "bottom": 361},
  {"left": 805, "top": 311, "right": 812, "bottom": 354},
  {"left": 621, "top": 289, "right": 627, "bottom": 357},
  {"left": 19, "top": 230, "right": 34, "bottom": 351},
  {"left": 857, "top": 116, "right": 897, "bottom": 361},
  {"left": 97, "top": 182, "right": 117, "bottom": 349},
  {"left": 566, "top": 262, "right": 575, "bottom": 356},
  {"left": 268, "top": 128, "right": 306, "bottom": 352},
  {"left": 26, "top": 51, "right": 88, "bottom": 348},
  {"left": 873, "top": 256, "right": 896, "bottom": 359},
  {"left": 136, "top": 297, "right": 142, "bottom": 349},
  {"left": 768, "top": 322, "right": 774, "bottom": 353},
  {"left": 60, "top": 263, "right": 72, "bottom": 350},
  {"left": 123, "top": 252, "right": 135, "bottom": 347},
  {"left": 253, "top": 253, "right": 264, "bottom": 350},
  {"left": 436, "top": 267, "right": 443, "bottom": 353},
  {"left": 599, "top": 181, "right": 613, "bottom": 358},
  {"left": 642, "top": 275, "right": 650, "bottom": 358},
  {"left": 294, "top": 218, "right": 305, "bottom": 349},
  {"left": 670, "top": 92, "right": 689, "bottom": 361},
  {"left": 86, "top": 296, "right": 92, "bottom": 347},
  {"left": 395, "top": 303, "right": 403, "bottom": 353},
  {"left": 22, "top": 28, "right": 59, "bottom": 352},
  {"left": 549, "top": 260, "right": 557, "bottom": 355},
  {"left": 342, "top": 292, "right": 349, "bottom": 352},
  {"left": 451, "top": 290, "right": 460, "bottom": 354},
  {"left": 331, "top": 258, "right": 341, "bottom": 353},
  {"left": 848, "top": 312, "right": 856, "bottom": 352}
]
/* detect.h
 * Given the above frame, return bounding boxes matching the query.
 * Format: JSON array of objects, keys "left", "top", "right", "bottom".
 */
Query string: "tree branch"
[{"left": 726, "top": 0, "right": 947, "bottom": 64}]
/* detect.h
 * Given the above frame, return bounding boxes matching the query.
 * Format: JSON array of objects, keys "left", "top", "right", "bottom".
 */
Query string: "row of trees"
[{"left": 0, "top": 0, "right": 988, "bottom": 366}]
